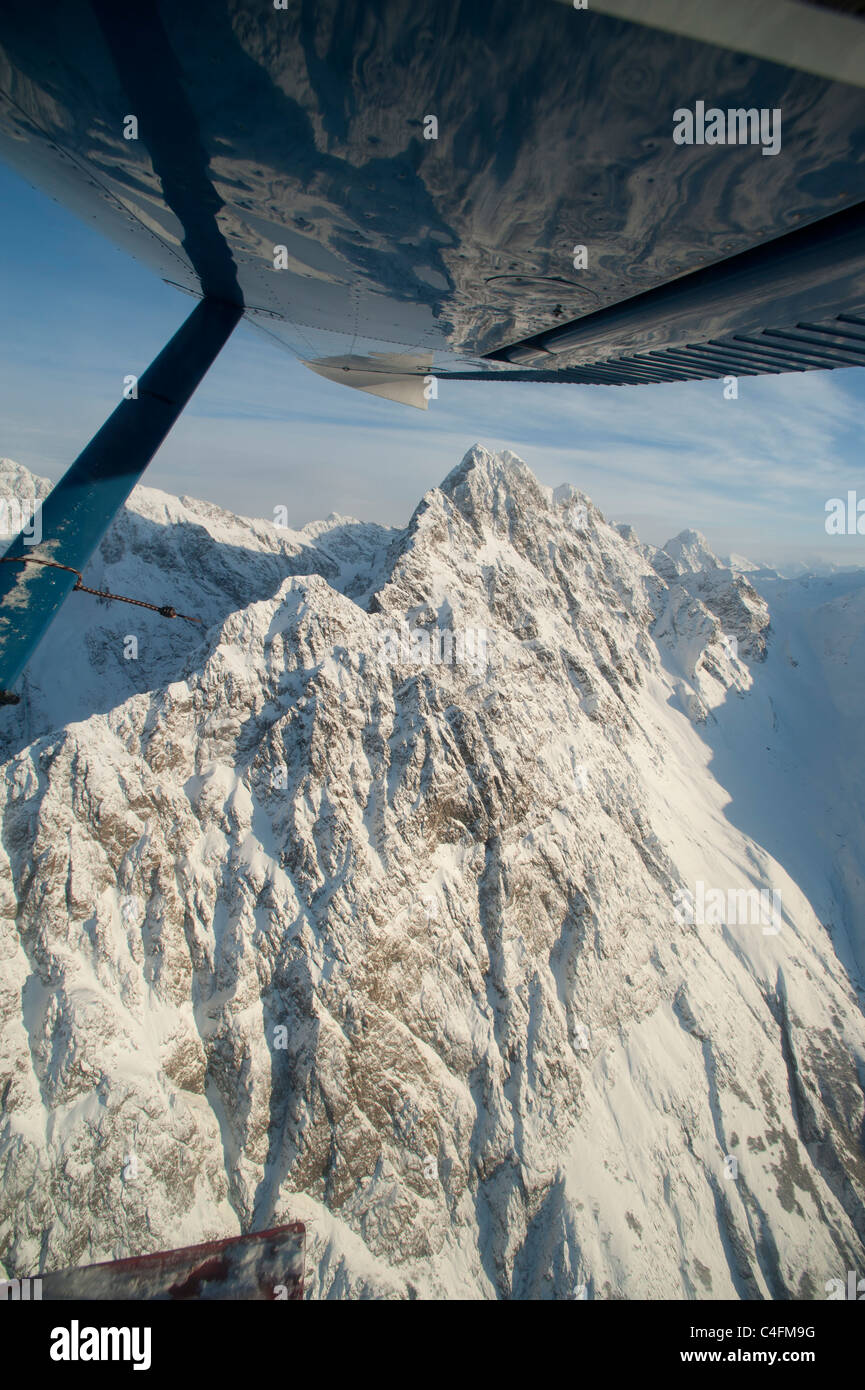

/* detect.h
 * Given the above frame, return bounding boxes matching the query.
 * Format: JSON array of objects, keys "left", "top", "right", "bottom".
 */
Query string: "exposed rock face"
[
  {"left": 648, "top": 528, "right": 771, "bottom": 663},
  {"left": 0, "top": 446, "right": 862, "bottom": 1299}
]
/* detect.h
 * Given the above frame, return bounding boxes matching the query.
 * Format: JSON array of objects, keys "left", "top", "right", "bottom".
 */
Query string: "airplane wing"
[
  {"left": 1, "top": 0, "right": 864, "bottom": 389},
  {"left": 0, "top": 0, "right": 864, "bottom": 690}
]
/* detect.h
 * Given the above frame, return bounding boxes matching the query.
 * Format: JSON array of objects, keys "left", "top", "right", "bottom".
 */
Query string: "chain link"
[{"left": 0, "top": 555, "right": 202, "bottom": 624}]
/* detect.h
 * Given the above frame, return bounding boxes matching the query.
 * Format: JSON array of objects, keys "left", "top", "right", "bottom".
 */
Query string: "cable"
[{"left": 0, "top": 555, "right": 202, "bottom": 624}]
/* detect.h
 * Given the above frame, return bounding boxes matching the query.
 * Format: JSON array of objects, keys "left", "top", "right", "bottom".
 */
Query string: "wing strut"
[{"left": 0, "top": 296, "right": 242, "bottom": 701}]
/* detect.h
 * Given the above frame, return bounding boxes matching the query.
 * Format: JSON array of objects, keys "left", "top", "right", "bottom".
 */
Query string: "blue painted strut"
[{"left": 0, "top": 296, "right": 242, "bottom": 698}]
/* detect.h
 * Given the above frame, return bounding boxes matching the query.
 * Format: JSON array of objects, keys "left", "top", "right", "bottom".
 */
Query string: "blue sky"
[{"left": 1, "top": 160, "right": 863, "bottom": 567}]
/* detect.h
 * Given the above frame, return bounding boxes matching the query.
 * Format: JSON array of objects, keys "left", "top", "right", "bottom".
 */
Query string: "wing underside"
[{"left": 2, "top": 0, "right": 865, "bottom": 391}]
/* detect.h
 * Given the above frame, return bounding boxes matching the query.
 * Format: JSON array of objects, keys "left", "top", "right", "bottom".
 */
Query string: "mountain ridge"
[{"left": 0, "top": 445, "right": 862, "bottom": 1299}]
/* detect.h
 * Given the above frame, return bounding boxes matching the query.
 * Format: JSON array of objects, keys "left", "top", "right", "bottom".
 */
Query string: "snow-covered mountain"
[{"left": 0, "top": 446, "right": 862, "bottom": 1300}]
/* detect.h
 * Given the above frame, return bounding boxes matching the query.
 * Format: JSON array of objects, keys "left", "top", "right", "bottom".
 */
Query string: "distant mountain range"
[{"left": 0, "top": 447, "right": 862, "bottom": 1299}]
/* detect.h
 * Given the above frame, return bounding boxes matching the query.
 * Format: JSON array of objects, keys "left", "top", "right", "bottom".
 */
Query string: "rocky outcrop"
[{"left": 0, "top": 447, "right": 861, "bottom": 1299}]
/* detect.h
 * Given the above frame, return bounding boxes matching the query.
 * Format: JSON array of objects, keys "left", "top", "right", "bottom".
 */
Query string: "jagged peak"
[
  {"left": 665, "top": 527, "right": 711, "bottom": 550},
  {"left": 553, "top": 482, "right": 593, "bottom": 509},
  {"left": 300, "top": 512, "right": 367, "bottom": 538},
  {"left": 0, "top": 457, "right": 52, "bottom": 500},
  {"left": 1, "top": 448, "right": 862, "bottom": 1307},
  {"left": 614, "top": 522, "right": 640, "bottom": 547},
  {"left": 438, "top": 444, "right": 542, "bottom": 503},
  {"left": 661, "top": 528, "right": 724, "bottom": 573}
]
